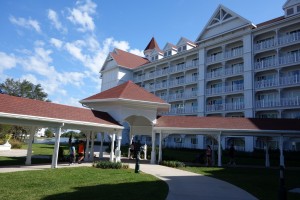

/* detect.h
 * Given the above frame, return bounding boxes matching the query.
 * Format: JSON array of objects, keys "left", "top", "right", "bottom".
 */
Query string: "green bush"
[
  {"left": 93, "top": 161, "right": 129, "bottom": 169},
  {"left": 160, "top": 160, "right": 185, "bottom": 168},
  {"left": 9, "top": 139, "right": 23, "bottom": 149}
]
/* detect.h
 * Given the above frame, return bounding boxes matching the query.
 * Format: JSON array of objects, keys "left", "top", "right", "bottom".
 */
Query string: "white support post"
[
  {"left": 150, "top": 130, "right": 156, "bottom": 164},
  {"left": 84, "top": 132, "right": 91, "bottom": 162},
  {"left": 115, "top": 131, "right": 122, "bottom": 162},
  {"left": 25, "top": 126, "right": 36, "bottom": 165},
  {"left": 279, "top": 135, "right": 285, "bottom": 167},
  {"left": 110, "top": 133, "right": 115, "bottom": 162},
  {"left": 217, "top": 133, "right": 222, "bottom": 167},
  {"left": 158, "top": 131, "right": 162, "bottom": 163},
  {"left": 100, "top": 132, "right": 104, "bottom": 158},
  {"left": 51, "top": 124, "right": 63, "bottom": 168},
  {"left": 265, "top": 141, "right": 270, "bottom": 168},
  {"left": 89, "top": 131, "right": 95, "bottom": 162},
  {"left": 212, "top": 137, "right": 215, "bottom": 166}
]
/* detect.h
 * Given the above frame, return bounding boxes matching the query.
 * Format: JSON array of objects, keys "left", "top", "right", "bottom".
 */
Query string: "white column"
[
  {"left": 110, "top": 133, "right": 115, "bottom": 162},
  {"left": 84, "top": 132, "right": 91, "bottom": 162},
  {"left": 115, "top": 131, "right": 122, "bottom": 162},
  {"left": 89, "top": 131, "right": 95, "bottom": 162},
  {"left": 51, "top": 124, "right": 63, "bottom": 168},
  {"left": 265, "top": 142, "right": 270, "bottom": 168},
  {"left": 150, "top": 130, "right": 156, "bottom": 164},
  {"left": 25, "top": 126, "right": 36, "bottom": 165},
  {"left": 158, "top": 131, "right": 162, "bottom": 163},
  {"left": 279, "top": 135, "right": 285, "bottom": 167},
  {"left": 99, "top": 132, "right": 104, "bottom": 158},
  {"left": 217, "top": 133, "right": 222, "bottom": 167}
]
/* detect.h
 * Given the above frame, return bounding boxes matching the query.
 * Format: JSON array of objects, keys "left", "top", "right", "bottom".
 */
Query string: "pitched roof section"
[
  {"left": 110, "top": 48, "right": 149, "bottom": 69},
  {"left": 144, "top": 37, "right": 162, "bottom": 52},
  {"left": 156, "top": 116, "right": 300, "bottom": 132},
  {"left": 255, "top": 16, "right": 285, "bottom": 28},
  {"left": 82, "top": 81, "right": 167, "bottom": 104},
  {"left": 0, "top": 94, "right": 120, "bottom": 126}
]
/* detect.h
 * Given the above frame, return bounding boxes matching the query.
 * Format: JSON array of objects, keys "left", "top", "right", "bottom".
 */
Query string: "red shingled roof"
[
  {"left": 156, "top": 116, "right": 300, "bottom": 132},
  {"left": 82, "top": 81, "right": 167, "bottom": 104},
  {"left": 144, "top": 37, "right": 162, "bottom": 52},
  {"left": 110, "top": 48, "right": 149, "bottom": 69},
  {"left": 255, "top": 16, "right": 285, "bottom": 28},
  {"left": 0, "top": 94, "right": 120, "bottom": 126}
]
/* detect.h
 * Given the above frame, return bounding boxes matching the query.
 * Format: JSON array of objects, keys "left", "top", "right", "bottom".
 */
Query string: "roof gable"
[
  {"left": 0, "top": 94, "right": 120, "bottom": 126},
  {"left": 107, "top": 48, "right": 149, "bottom": 70},
  {"left": 196, "top": 4, "right": 254, "bottom": 42},
  {"left": 81, "top": 81, "right": 167, "bottom": 104},
  {"left": 162, "top": 42, "right": 177, "bottom": 51},
  {"left": 144, "top": 37, "right": 161, "bottom": 52},
  {"left": 176, "top": 37, "right": 196, "bottom": 47},
  {"left": 283, "top": 0, "right": 300, "bottom": 9}
]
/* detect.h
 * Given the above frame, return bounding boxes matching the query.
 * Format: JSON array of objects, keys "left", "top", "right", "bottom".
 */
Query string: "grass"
[
  {"left": 183, "top": 166, "right": 300, "bottom": 200},
  {"left": 0, "top": 167, "right": 168, "bottom": 200}
]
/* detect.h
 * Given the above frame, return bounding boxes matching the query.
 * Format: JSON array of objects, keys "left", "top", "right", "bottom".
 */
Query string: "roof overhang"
[{"left": 0, "top": 112, "right": 123, "bottom": 131}]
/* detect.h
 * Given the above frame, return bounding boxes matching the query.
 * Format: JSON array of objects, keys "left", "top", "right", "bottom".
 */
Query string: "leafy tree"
[
  {"left": 44, "top": 129, "right": 54, "bottom": 138},
  {"left": 0, "top": 78, "right": 50, "bottom": 101},
  {"left": 62, "top": 130, "right": 85, "bottom": 139}
]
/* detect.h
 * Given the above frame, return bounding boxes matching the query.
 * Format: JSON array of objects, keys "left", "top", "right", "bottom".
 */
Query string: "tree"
[
  {"left": 0, "top": 78, "right": 50, "bottom": 101},
  {"left": 44, "top": 129, "right": 54, "bottom": 138}
]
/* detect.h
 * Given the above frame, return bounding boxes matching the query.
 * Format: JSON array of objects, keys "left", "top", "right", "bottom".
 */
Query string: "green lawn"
[
  {"left": 0, "top": 167, "right": 168, "bottom": 200},
  {"left": 183, "top": 166, "right": 300, "bottom": 200}
]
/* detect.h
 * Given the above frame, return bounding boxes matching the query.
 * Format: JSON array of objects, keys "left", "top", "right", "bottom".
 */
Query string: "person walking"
[
  {"left": 77, "top": 140, "right": 85, "bottom": 164},
  {"left": 228, "top": 144, "right": 236, "bottom": 166},
  {"left": 69, "top": 143, "right": 76, "bottom": 165},
  {"left": 206, "top": 145, "right": 212, "bottom": 166}
]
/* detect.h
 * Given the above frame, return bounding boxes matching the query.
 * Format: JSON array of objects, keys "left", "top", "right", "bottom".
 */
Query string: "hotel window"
[
  {"left": 182, "top": 45, "right": 187, "bottom": 51},
  {"left": 178, "top": 47, "right": 182, "bottom": 52},
  {"left": 168, "top": 50, "right": 172, "bottom": 56},
  {"left": 297, "top": 5, "right": 300, "bottom": 13},
  {"left": 191, "top": 137, "right": 198, "bottom": 145},
  {"left": 287, "top": 8, "right": 294, "bottom": 16},
  {"left": 164, "top": 52, "right": 168, "bottom": 57}
]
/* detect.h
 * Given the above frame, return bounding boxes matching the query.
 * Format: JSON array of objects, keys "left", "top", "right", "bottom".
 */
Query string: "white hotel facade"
[{"left": 100, "top": 0, "right": 300, "bottom": 151}]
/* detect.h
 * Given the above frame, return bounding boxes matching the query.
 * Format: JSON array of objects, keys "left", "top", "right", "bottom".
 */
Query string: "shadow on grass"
[
  {"left": 0, "top": 157, "right": 52, "bottom": 166},
  {"left": 41, "top": 180, "right": 168, "bottom": 200},
  {"left": 184, "top": 166, "right": 300, "bottom": 200}
]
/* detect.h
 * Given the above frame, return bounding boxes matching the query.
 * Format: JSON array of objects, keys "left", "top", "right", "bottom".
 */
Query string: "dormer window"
[
  {"left": 287, "top": 8, "right": 294, "bottom": 15},
  {"left": 182, "top": 45, "right": 187, "bottom": 51}
]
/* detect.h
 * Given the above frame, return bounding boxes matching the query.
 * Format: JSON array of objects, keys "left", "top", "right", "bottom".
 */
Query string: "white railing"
[
  {"left": 278, "top": 32, "right": 300, "bottom": 45},
  {"left": 280, "top": 96, "right": 300, "bottom": 107},
  {"left": 279, "top": 53, "right": 300, "bottom": 65},
  {"left": 256, "top": 99, "right": 280, "bottom": 108},
  {"left": 279, "top": 74, "right": 300, "bottom": 86},
  {"left": 225, "top": 102, "right": 244, "bottom": 111},
  {"left": 255, "top": 79, "right": 278, "bottom": 89},
  {"left": 207, "top": 53, "right": 223, "bottom": 64},
  {"left": 206, "top": 86, "right": 223, "bottom": 95},
  {"left": 254, "top": 38, "right": 276, "bottom": 51},
  {"left": 225, "top": 48, "right": 243, "bottom": 59},
  {"left": 206, "top": 104, "right": 223, "bottom": 112},
  {"left": 206, "top": 69, "right": 223, "bottom": 79},
  {"left": 163, "top": 107, "right": 198, "bottom": 115},
  {"left": 254, "top": 58, "right": 277, "bottom": 70},
  {"left": 224, "top": 65, "right": 244, "bottom": 76},
  {"left": 224, "top": 83, "right": 244, "bottom": 93}
]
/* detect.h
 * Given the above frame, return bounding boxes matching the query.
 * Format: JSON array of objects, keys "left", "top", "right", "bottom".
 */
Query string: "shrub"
[
  {"left": 9, "top": 139, "right": 23, "bottom": 149},
  {"left": 160, "top": 160, "right": 185, "bottom": 168},
  {"left": 93, "top": 161, "right": 129, "bottom": 169}
]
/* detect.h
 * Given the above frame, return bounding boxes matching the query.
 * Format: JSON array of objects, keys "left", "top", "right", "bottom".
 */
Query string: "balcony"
[
  {"left": 155, "top": 81, "right": 168, "bottom": 90},
  {"left": 254, "top": 58, "right": 277, "bottom": 70},
  {"left": 255, "top": 97, "right": 300, "bottom": 108},
  {"left": 224, "top": 48, "right": 243, "bottom": 59},
  {"left": 206, "top": 86, "right": 223, "bottom": 95},
  {"left": 185, "top": 76, "right": 198, "bottom": 84},
  {"left": 206, "top": 104, "right": 223, "bottom": 112},
  {"left": 225, "top": 102, "right": 244, "bottom": 111},
  {"left": 206, "top": 53, "right": 223, "bottom": 64},
  {"left": 255, "top": 79, "right": 278, "bottom": 89},
  {"left": 168, "top": 93, "right": 184, "bottom": 101},
  {"left": 254, "top": 38, "right": 276, "bottom": 52},
  {"left": 279, "top": 54, "right": 300, "bottom": 66},
  {"left": 224, "top": 83, "right": 244, "bottom": 93},
  {"left": 162, "top": 107, "right": 198, "bottom": 115},
  {"left": 206, "top": 69, "right": 223, "bottom": 79},
  {"left": 278, "top": 32, "right": 300, "bottom": 46},
  {"left": 169, "top": 79, "right": 185, "bottom": 87},
  {"left": 224, "top": 65, "right": 244, "bottom": 76},
  {"left": 279, "top": 74, "right": 300, "bottom": 86}
]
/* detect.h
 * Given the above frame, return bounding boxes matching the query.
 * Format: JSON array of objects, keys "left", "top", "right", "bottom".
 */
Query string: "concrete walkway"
[{"left": 0, "top": 150, "right": 257, "bottom": 200}]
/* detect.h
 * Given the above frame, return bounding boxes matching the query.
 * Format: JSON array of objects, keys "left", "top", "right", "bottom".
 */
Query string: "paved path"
[{"left": 0, "top": 150, "right": 257, "bottom": 200}]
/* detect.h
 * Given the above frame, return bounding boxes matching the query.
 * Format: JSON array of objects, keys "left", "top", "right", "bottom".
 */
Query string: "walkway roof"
[{"left": 0, "top": 94, "right": 122, "bottom": 131}]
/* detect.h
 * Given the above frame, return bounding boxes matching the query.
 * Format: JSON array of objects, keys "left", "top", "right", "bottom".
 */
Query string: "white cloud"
[
  {"left": 50, "top": 38, "right": 63, "bottom": 49},
  {"left": 67, "top": 0, "right": 96, "bottom": 32},
  {"left": 9, "top": 16, "right": 41, "bottom": 33},
  {"left": 47, "top": 9, "right": 67, "bottom": 33},
  {"left": 0, "top": 52, "right": 17, "bottom": 73},
  {"left": 129, "top": 49, "right": 144, "bottom": 57},
  {"left": 113, "top": 40, "right": 130, "bottom": 51}
]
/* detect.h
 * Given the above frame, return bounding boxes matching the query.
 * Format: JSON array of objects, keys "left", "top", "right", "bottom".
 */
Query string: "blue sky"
[{"left": 0, "top": 0, "right": 285, "bottom": 107}]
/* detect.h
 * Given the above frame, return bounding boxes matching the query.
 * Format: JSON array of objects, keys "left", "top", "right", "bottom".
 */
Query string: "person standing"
[
  {"left": 69, "top": 143, "right": 76, "bottom": 165},
  {"left": 77, "top": 140, "right": 85, "bottom": 164},
  {"left": 228, "top": 144, "right": 236, "bottom": 166},
  {"left": 206, "top": 145, "right": 212, "bottom": 166}
]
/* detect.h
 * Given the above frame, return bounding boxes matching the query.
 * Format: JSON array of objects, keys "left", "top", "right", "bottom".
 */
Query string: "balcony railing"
[
  {"left": 206, "top": 69, "right": 223, "bottom": 79},
  {"left": 224, "top": 48, "right": 243, "bottom": 59},
  {"left": 255, "top": 96, "right": 300, "bottom": 108},
  {"left": 224, "top": 65, "right": 244, "bottom": 76},
  {"left": 225, "top": 102, "right": 245, "bottom": 111},
  {"left": 279, "top": 54, "right": 300, "bottom": 65},
  {"left": 279, "top": 74, "right": 300, "bottom": 86},
  {"left": 254, "top": 32, "right": 300, "bottom": 52},
  {"left": 206, "top": 104, "right": 223, "bottom": 112},
  {"left": 254, "top": 58, "right": 277, "bottom": 70},
  {"left": 224, "top": 83, "right": 244, "bottom": 93},
  {"left": 255, "top": 79, "right": 278, "bottom": 89},
  {"left": 206, "top": 86, "right": 223, "bottom": 95},
  {"left": 162, "top": 107, "right": 198, "bottom": 115},
  {"left": 207, "top": 53, "right": 223, "bottom": 64}
]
